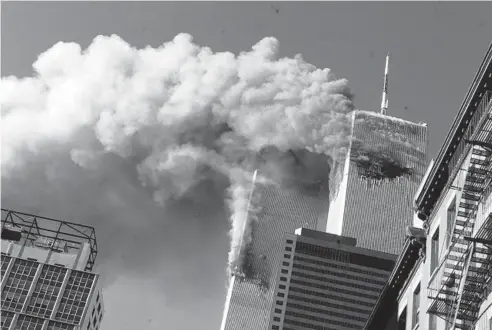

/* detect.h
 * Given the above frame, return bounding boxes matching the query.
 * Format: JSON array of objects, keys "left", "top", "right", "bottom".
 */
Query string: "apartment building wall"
[
  {"left": 396, "top": 144, "right": 490, "bottom": 330},
  {"left": 396, "top": 97, "right": 492, "bottom": 330}
]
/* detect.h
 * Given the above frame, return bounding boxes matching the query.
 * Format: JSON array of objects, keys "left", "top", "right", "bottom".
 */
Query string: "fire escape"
[{"left": 427, "top": 91, "right": 492, "bottom": 329}]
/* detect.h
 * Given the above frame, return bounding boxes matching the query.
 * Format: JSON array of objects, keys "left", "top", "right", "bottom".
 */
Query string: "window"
[
  {"left": 277, "top": 292, "right": 285, "bottom": 298},
  {"left": 276, "top": 300, "right": 283, "bottom": 306},
  {"left": 446, "top": 197, "right": 456, "bottom": 246},
  {"left": 283, "top": 254, "right": 291, "bottom": 259},
  {"left": 431, "top": 229, "right": 440, "bottom": 274},
  {"left": 286, "top": 240, "right": 293, "bottom": 244},
  {"left": 272, "top": 326, "right": 279, "bottom": 330},
  {"left": 278, "top": 284, "right": 286, "bottom": 290},
  {"left": 282, "top": 261, "right": 289, "bottom": 267},
  {"left": 279, "top": 277, "right": 287, "bottom": 282},
  {"left": 398, "top": 308, "right": 407, "bottom": 330},
  {"left": 273, "top": 317, "right": 280, "bottom": 322},
  {"left": 285, "top": 247, "right": 292, "bottom": 252},
  {"left": 281, "top": 269, "right": 288, "bottom": 274},
  {"left": 274, "top": 308, "right": 281, "bottom": 314},
  {"left": 412, "top": 284, "right": 420, "bottom": 328}
]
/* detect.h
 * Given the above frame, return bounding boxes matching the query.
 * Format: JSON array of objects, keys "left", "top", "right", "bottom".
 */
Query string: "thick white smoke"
[{"left": 1, "top": 33, "right": 354, "bottom": 274}]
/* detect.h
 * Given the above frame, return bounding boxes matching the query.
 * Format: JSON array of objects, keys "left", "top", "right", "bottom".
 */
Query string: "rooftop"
[
  {"left": 355, "top": 109, "right": 428, "bottom": 127},
  {"left": 1, "top": 208, "right": 98, "bottom": 271}
]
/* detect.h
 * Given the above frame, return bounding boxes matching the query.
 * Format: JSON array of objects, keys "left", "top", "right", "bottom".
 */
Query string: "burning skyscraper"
[
  {"left": 327, "top": 110, "right": 428, "bottom": 254},
  {"left": 222, "top": 68, "right": 428, "bottom": 329},
  {"left": 221, "top": 112, "right": 428, "bottom": 329},
  {"left": 221, "top": 149, "right": 331, "bottom": 330}
]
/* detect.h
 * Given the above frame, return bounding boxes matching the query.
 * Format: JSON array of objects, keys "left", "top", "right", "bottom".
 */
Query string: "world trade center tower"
[{"left": 220, "top": 111, "right": 428, "bottom": 330}]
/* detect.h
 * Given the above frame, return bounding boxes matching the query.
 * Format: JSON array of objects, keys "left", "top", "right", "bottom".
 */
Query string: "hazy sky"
[{"left": 2, "top": 2, "right": 492, "bottom": 330}]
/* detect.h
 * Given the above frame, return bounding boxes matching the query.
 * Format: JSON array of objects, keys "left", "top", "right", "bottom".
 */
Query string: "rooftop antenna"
[{"left": 380, "top": 53, "right": 389, "bottom": 115}]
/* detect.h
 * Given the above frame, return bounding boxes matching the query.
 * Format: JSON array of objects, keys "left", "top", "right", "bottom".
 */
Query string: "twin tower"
[
  {"left": 221, "top": 55, "right": 429, "bottom": 329},
  {"left": 221, "top": 109, "right": 428, "bottom": 329}
]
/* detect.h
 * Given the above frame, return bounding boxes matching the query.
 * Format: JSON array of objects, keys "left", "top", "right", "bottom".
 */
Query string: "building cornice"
[{"left": 415, "top": 42, "right": 492, "bottom": 218}]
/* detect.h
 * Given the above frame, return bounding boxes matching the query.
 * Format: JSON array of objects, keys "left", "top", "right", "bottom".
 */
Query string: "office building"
[
  {"left": 327, "top": 109, "right": 428, "bottom": 254},
  {"left": 1, "top": 209, "right": 104, "bottom": 330},
  {"left": 268, "top": 228, "right": 396, "bottom": 330},
  {"left": 365, "top": 42, "right": 492, "bottom": 330}
]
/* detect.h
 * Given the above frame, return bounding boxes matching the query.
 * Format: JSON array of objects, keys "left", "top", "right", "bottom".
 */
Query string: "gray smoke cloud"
[{"left": 1, "top": 34, "right": 354, "bottom": 280}]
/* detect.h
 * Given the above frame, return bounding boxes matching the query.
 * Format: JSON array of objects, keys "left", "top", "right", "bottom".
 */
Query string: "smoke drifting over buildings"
[
  {"left": 1, "top": 33, "right": 355, "bottom": 274},
  {"left": 0, "top": 33, "right": 417, "bottom": 278}
]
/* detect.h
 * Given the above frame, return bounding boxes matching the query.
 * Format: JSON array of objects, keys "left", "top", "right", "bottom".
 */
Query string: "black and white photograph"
[{"left": 1, "top": 2, "right": 492, "bottom": 330}]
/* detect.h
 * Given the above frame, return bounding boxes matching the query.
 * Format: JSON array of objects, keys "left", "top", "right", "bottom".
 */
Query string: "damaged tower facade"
[
  {"left": 327, "top": 110, "right": 428, "bottom": 254},
  {"left": 221, "top": 150, "right": 331, "bottom": 330},
  {"left": 221, "top": 113, "right": 428, "bottom": 329}
]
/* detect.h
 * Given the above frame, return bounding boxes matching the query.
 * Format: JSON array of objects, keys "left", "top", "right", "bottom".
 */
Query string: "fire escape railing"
[{"left": 427, "top": 91, "right": 492, "bottom": 330}]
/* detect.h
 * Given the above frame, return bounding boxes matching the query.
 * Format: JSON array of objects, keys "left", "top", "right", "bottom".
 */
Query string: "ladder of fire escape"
[
  {"left": 449, "top": 152, "right": 492, "bottom": 329},
  {"left": 431, "top": 146, "right": 490, "bottom": 329},
  {"left": 427, "top": 92, "right": 492, "bottom": 328},
  {"left": 451, "top": 104, "right": 492, "bottom": 329},
  {"left": 450, "top": 242, "right": 475, "bottom": 330}
]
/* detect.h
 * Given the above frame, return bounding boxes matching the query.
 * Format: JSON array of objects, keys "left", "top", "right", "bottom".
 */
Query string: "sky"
[{"left": 1, "top": 2, "right": 492, "bottom": 330}]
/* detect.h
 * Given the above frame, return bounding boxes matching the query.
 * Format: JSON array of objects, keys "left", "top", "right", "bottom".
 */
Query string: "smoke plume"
[{"left": 1, "top": 34, "right": 355, "bottom": 276}]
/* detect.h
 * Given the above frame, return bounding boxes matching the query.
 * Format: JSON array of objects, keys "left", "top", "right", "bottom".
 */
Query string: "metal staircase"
[{"left": 427, "top": 94, "right": 492, "bottom": 329}]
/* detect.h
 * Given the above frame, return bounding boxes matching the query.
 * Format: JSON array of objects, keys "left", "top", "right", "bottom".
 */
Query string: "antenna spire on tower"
[{"left": 380, "top": 53, "right": 389, "bottom": 115}]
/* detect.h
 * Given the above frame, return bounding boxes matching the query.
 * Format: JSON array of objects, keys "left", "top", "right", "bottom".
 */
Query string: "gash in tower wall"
[
  {"left": 221, "top": 150, "right": 330, "bottom": 330},
  {"left": 327, "top": 110, "right": 428, "bottom": 254}
]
